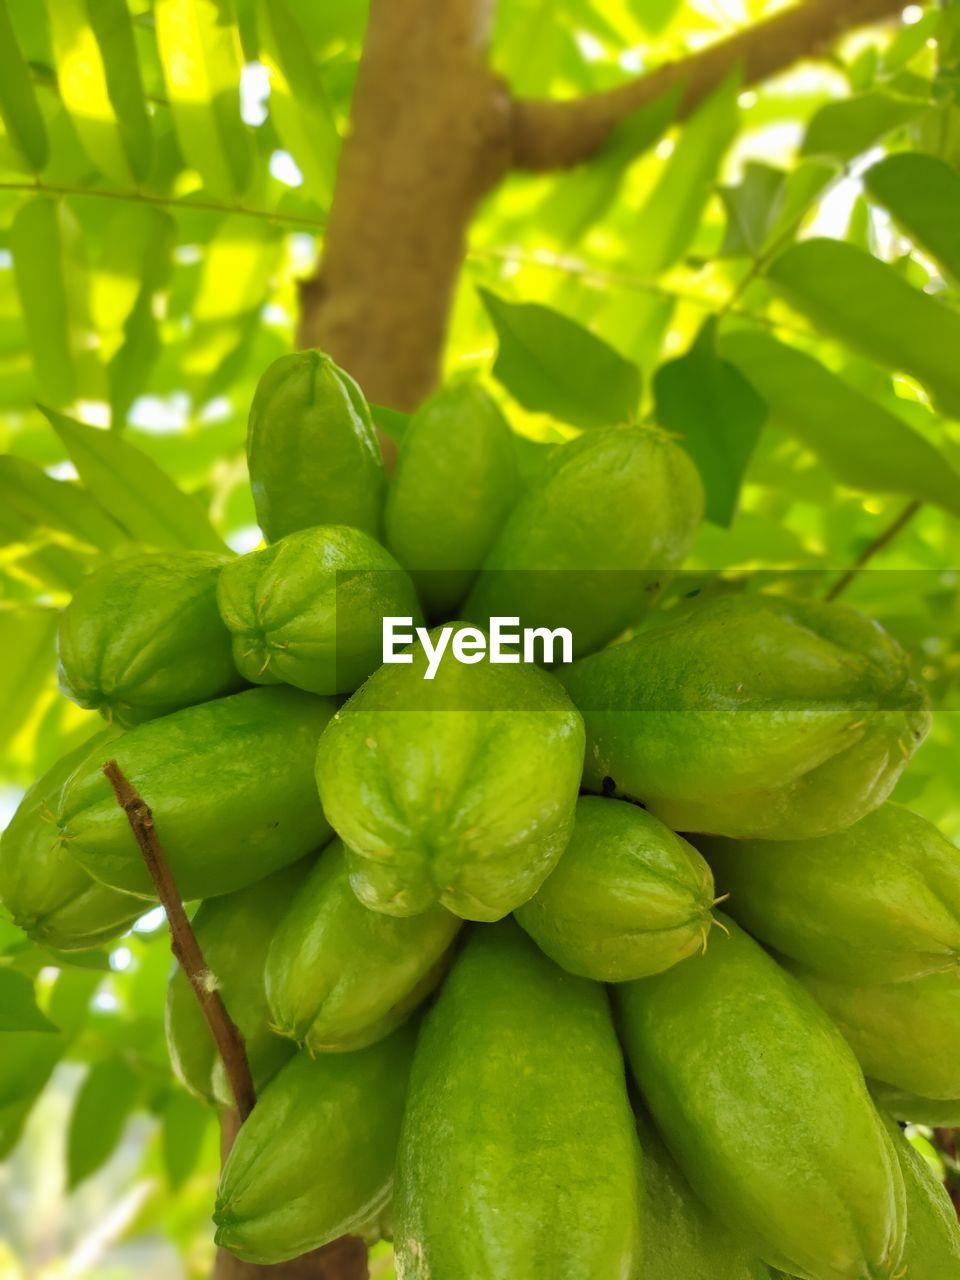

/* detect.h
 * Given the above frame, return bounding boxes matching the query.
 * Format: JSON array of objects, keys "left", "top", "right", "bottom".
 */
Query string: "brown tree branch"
[
  {"left": 825, "top": 499, "right": 923, "bottom": 602},
  {"left": 102, "top": 759, "right": 257, "bottom": 1122},
  {"left": 511, "top": 0, "right": 906, "bottom": 171}
]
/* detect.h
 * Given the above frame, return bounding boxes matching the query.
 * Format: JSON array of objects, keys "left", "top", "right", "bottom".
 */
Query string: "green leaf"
[
  {"left": 628, "top": 70, "right": 740, "bottom": 278},
  {"left": 0, "top": 607, "right": 58, "bottom": 740},
  {"left": 67, "top": 1058, "right": 141, "bottom": 1188},
  {"left": 155, "top": 0, "right": 252, "bottom": 197},
  {"left": 0, "top": 0, "right": 48, "bottom": 169},
  {"left": 654, "top": 319, "right": 766, "bottom": 526},
  {"left": 48, "top": 0, "right": 152, "bottom": 184},
  {"left": 864, "top": 153, "right": 960, "bottom": 284},
  {"left": 162, "top": 1091, "right": 212, "bottom": 1189},
  {"left": 766, "top": 238, "right": 960, "bottom": 419},
  {"left": 370, "top": 404, "right": 409, "bottom": 445},
  {"left": 718, "top": 163, "right": 787, "bottom": 258},
  {"left": 40, "top": 406, "right": 230, "bottom": 553},
  {"left": 721, "top": 329, "right": 960, "bottom": 516},
  {"left": 257, "top": 0, "right": 340, "bottom": 204},
  {"left": 480, "top": 289, "right": 641, "bottom": 429},
  {"left": 0, "top": 970, "right": 58, "bottom": 1033},
  {"left": 800, "top": 92, "right": 924, "bottom": 164},
  {"left": 636, "top": 0, "right": 682, "bottom": 35}
]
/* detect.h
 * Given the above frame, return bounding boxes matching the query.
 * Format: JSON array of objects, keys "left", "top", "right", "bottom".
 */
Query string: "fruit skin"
[
  {"left": 57, "top": 687, "right": 335, "bottom": 901},
  {"left": 316, "top": 627, "right": 584, "bottom": 921},
  {"left": 58, "top": 551, "right": 244, "bottom": 727},
  {"left": 394, "top": 921, "right": 642, "bottom": 1280},
  {"left": 165, "top": 857, "right": 317, "bottom": 1108},
  {"left": 616, "top": 915, "right": 906, "bottom": 1280},
  {"left": 0, "top": 729, "right": 143, "bottom": 949},
  {"left": 265, "top": 840, "right": 460, "bottom": 1052},
  {"left": 700, "top": 804, "right": 960, "bottom": 983},
  {"left": 869, "top": 1082, "right": 960, "bottom": 1128},
  {"left": 515, "top": 795, "right": 715, "bottom": 982},
  {"left": 634, "top": 1105, "right": 769, "bottom": 1280},
  {"left": 878, "top": 1111, "right": 960, "bottom": 1280},
  {"left": 214, "top": 1022, "right": 417, "bottom": 1264},
  {"left": 785, "top": 962, "right": 960, "bottom": 1101},
  {"left": 464, "top": 426, "right": 703, "bottom": 658},
  {"left": 561, "top": 594, "right": 930, "bottom": 839},
  {"left": 383, "top": 379, "right": 521, "bottom": 619},
  {"left": 216, "top": 524, "right": 422, "bottom": 696},
  {"left": 246, "top": 350, "right": 385, "bottom": 543}
]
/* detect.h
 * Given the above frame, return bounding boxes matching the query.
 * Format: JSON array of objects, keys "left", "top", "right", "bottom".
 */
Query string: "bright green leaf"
[
  {"left": 654, "top": 318, "right": 766, "bottom": 526},
  {"left": 0, "top": 0, "right": 48, "bottom": 170},
  {"left": 636, "top": 0, "right": 682, "bottom": 35},
  {"left": 766, "top": 238, "right": 960, "bottom": 419},
  {"left": 864, "top": 152, "right": 960, "bottom": 283},
  {"left": 721, "top": 329, "right": 960, "bottom": 515},
  {"left": 67, "top": 1058, "right": 141, "bottom": 1187},
  {"left": 162, "top": 1091, "right": 212, "bottom": 1189},
  {"left": 0, "top": 607, "right": 58, "bottom": 741},
  {"left": 718, "top": 163, "right": 787, "bottom": 258},
  {"left": 480, "top": 289, "right": 641, "bottom": 429},
  {"left": 801, "top": 91, "right": 925, "bottom": 164},
  {"left": 0, "top": 970, "right": 58, "bottom": 1033},
  {"left": 41, "top": 406, "right": 230, "bottom": 553}
]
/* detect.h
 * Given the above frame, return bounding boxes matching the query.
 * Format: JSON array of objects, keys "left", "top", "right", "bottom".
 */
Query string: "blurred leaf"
[
  {"left": 635, "top": 0, "right": 682, "bottom": 35},
  {"left": 41, "top": 406, "right": 230, "bottom": 553},
  {"left": 718, "top": 163, "right": 787, "bottom": 258},
  {"left": 721, "top": 329, "right": 960, "bottom": 515},
  {"left": 480, "top": 289, "right": 640, "bottom": 428},
  {"left": 0, "top": 0, "right": 48, "bottom": 169},
  {"left": 0, "top": 607, "right": 57, "bottom": 740},
  {"left": 162, "top": 1090, "right": 211, "bottom": 1189},
  {"left": 864, "top": 153, "right": 960, "bottom": 283},
  {"left": 155, "top": 0, "right": 252, "bottom": 197},
  {"left": 0, "top": 970, "right": 58, "bottom": 1032},
  {"left": 800, "top": 91, "right": 924, "bottom": 163},
  {"left": 654, "top": 318, "right": 766, "bottom": 526},
  {"left": 48, "top": 0, "right": 152, "bottom": 184},
  {"left": 628, "top": 70, "right": 739, "bottom": 277},
  {"left": 766, "top": 238, "right": 960, "bottom": 419},
  {"left": 67, "top": 1057, "right": 141, "bottom": 1187},
  {"left": 370, "top": 404, "right": 409, "bottom": 445}
]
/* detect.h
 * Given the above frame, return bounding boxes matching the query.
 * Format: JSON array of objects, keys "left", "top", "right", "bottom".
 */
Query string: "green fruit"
[
  {"left": 786, "top": 963, "right": 960, "bottom": 1101},
  {"left": 0, "top": 729, "right": 142, "bottom": 949},
  {"left": 57, "top": 687, "right": 335, "bottom": 901},
  {"left": 394, "top": 921, "right": 642, "bottom": 1280},
  {"left": 634, "top": 1105, "right": 769, "bottom": 1280},
  {"left": 214, "top": 1022, "right": 416, "bottom": 1264},
  {"left": 316, "top": 627, "right": 584, "bottom": 921},
  {"left": 879, "top": 1112, "right": 960, "bottom": 1280},
  {"left": 265, "top": 840, "right": 460, "bottom": 1052},
  {"left": 562, "top": 594, "right": 930, "bottom": 839},
  {"left": 869, "top": 1082, "right": 960, "bottom": 1128},
  {"left": 165, "top": 858, "right": 316, "bottom": 1107},
  {"left": 701, "top": 804, "right": 960, "bottom": 983},
  {"left": 383, "top": 380, "right": 520, "bottom": 619},
  {"left": 57, "top": 551, "right": 244, "bottom": 727},
  {"left": 216, "top": 524, "right": 422, "bottom": 696},
  {"left": 515, "top": 796, "right": 716, "bottom": 982},
  {"left": 616, "top": 916, "right": 906, "bottom": 1280},
  {"left": 465, "top": 426, "right": 703, "bottom": 658},
  {"left": 246, "top": 350, "right": 385, "bottom": 542}
]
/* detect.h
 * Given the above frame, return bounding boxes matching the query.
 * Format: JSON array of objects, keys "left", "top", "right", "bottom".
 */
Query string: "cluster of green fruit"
[{"left": 2, "top": 350, "right": 958, "bottom": 1280}]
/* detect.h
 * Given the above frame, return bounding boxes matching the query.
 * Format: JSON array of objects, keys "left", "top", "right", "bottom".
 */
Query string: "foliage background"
[{"left": 1, "top": 0, "right": 959, "bottom": 1275}]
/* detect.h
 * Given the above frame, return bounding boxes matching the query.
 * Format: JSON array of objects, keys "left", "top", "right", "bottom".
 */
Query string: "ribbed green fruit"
[
  {"left": 383, "top": 380, "right": 521, "bottom": 619},
  {"left": 635, "top": 1106, "right": 769, "bottom": 1280},
  {"left": 214, "top": 1023, "right": 417, "bottom": 1264},
  {"left": 465, "top": 426, "right": 703, "bottom": 658},
  {"left": 394, "top": 921, "right": 642, "bottom": 1280},
  {"left": 562, "top": 594, "right": 930, "bottom": 839},
  {"left": 316, "top": 629, "right": 584, "bottom": 920},
  {"left": 246, "top": 351, "right": 385, "bottom": 542},
  {"left": 216, "top": 524, "right": 422, "bottom": 695},
  {"left": 166, "top": 858, "right": 317, "bottom": 1107},
  {"left": 57, "top": 551, "right": 243, "bottom": 727},
  {"left": 264, "top": 840, "right": 460, "bottom": 1052},
  {"left": 787, "top": 963, "right": 960, "bottom": 1101},
  {"left": 869, "top": 1082, "right": 960, "bottom": 1128},
  {"left": 701, "top": 804, "right": 960, "bottom": 983},
  {"left": 0, "top": 729, "right": 142, "bottom": 949},
  {"left": 515, "top": 796, "right": 715, "bottom": 981},
  {"left": 57, "top": 688, "right": 335, "bottom": 900},
  {"left": 616, "top": 916, "right": 906, "bottom": 1280},
  {"left": 879, "top": 1112, "right": 960, "bottom": 1279}
]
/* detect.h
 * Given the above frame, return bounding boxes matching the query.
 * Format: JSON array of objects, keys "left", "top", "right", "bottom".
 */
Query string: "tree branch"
[
  {"left": 511, "top": 0, "right": 906, "bottom": 171},
  {"left": 102, "top": 759, "right": 257, "bottom": 1122},
  {"left": 825, "top": 499, "right": 923, "bottom": 602}
]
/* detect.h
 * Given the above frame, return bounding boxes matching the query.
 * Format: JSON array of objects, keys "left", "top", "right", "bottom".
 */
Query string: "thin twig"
[
  {"left": 102, "top": 759, "right": 256, "bottom": 1121},
  {"left": 825, "top": 499, "right": 923, "bottom": 602}
]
